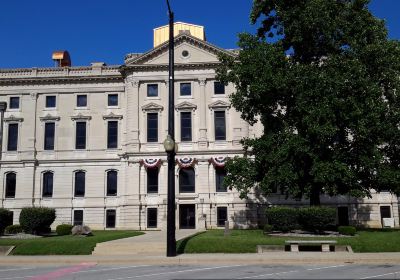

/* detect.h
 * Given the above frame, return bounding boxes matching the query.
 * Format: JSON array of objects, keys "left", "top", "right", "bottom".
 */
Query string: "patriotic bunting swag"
[
  {"left": 140, "top": 158, "right": 161, "bottom": 169},
  {"left": 176, "top": 157, "right": 197, "bottom": 169},
  {"left": 209, "top": 156, "right": 227, "bottom": 168}
]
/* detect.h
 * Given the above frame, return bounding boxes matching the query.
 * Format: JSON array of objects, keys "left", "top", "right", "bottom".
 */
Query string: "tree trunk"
[{"left": 310, "top": 185, "right": 321, "bottom": 206}]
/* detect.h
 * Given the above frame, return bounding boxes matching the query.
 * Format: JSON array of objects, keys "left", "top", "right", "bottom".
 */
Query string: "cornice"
[
  {"left": 4, "top": 115, "right": 24, "bottom": 122},
  {"left": 0, "top": 75, "right": 123, "bottom": 86}
]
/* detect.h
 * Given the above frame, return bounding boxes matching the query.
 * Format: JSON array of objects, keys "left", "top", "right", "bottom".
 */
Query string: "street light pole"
[{"left": 166, "top": 0, "right": 176, "bottom": 257}]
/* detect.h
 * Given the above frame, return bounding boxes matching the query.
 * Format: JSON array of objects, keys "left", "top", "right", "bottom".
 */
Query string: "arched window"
[
  {"left": 179, "top": 167, "right": 195, "bottom": 193},
  {"left": 106, "top": 170, "right": 117, "bottom": 196},
  {"left": 42, "top": 172, "right": 54, "bottom": 197},
  {"left": 5, "top": 172, "right": 16, "bottom": 198},
  {"left": 74, "top": 171, "right": 85, "bottom": 197}
]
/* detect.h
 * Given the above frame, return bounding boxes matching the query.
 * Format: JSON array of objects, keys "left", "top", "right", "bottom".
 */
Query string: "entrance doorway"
[
  {"left": 338, "top": 206, "right": 349, "bottom": 226},
  {"left": 179, "top": 204, "right": 195, "bottom": 229}
]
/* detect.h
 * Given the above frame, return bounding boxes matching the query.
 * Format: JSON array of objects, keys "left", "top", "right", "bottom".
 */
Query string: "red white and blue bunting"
[
  {"left": 140, "top": 158, "right": 161, "bottom": 169},
  {"left": 176, "top": 157, "right": 197, "bottom": 169},
  {"left": 209, "top": 156, "right": 227, "bottom": 168}
]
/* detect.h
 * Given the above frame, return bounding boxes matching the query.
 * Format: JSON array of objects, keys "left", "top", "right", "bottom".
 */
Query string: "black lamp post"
[{"left": 164, "top": 0, "right": 177, "bottom": 257}]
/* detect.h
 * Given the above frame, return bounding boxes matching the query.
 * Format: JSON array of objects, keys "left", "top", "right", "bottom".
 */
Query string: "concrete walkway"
[{"left": 92, "top": 229, "right": 201, "bottom": 255}]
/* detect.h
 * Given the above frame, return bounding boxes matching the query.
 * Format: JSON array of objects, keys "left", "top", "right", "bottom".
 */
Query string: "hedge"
[
  {"left": 56, "top": 224, "right": 73, "bottom": 236},
  {"left": 19, "top": 207, "right": 56, "bottom": 235},
  {"left": 5, "top": 224, "right": 23, "bottom": 234},
  {"left": 338, "top": 226, "right": 357, "bottom": 236},
  {"left": 298, "top": 207, "right": 336, "bottom": 233},
  {"left": 265, "top": 207, "right": 299, "bottom": 232},
  {"left": 0, "top": 208, "right": 13, "bottom": 235}
]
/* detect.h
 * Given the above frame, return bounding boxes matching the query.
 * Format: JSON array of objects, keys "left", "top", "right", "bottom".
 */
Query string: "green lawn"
[
  {"left": 0, "top": 231, "right": 143, "bottom": 255},
  {"left": 177, "top": 229, "right": 400, "bottom": 253}
]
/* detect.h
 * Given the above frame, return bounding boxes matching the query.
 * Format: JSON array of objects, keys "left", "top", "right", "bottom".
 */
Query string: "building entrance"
[{"left": 179, "top": 204, "right": 196, "bottom": 229}]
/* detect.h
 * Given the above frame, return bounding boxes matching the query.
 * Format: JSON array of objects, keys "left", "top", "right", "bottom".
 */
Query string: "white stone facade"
[{"left": 0, "top": 31, "right": 398, "bottom": 230}]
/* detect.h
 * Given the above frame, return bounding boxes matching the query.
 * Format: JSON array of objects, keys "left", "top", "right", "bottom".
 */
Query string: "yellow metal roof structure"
[{"left": 153, "top": 22, "right": 205, "bottom": 47}]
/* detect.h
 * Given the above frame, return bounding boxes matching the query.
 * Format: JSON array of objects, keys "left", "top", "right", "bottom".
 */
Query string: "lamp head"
[{"left": 163, "top": 134, "right": 175, "bottom": 152}]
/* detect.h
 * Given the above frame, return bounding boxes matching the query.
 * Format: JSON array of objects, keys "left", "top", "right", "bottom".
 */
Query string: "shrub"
[
  {"left": 0, "top": 208, "right": 13, "bottom": 235},
  {"left": 5, "top": 224, "right": 23, "bottom": 234},
  {"left": 266, "top": 207, "right": 299, "bottom": 232},
  {"left": 19, "top": 207, "right": 56, "bottom": 235},
  {"left": 338, "top": 226, "right": 357, "bottom": 236},
  {"left": 56, "top": 224, "right": 73, "bottom": 236},
  {"left": 298, "top": 207, "right": 336, "bottom": 233},
  {"left": 263, "top": 224, "right": 273, "bottom": 233}
]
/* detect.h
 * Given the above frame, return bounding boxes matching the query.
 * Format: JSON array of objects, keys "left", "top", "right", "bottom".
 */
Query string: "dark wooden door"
[
  {"left": 338, "top": 207, "right": 349, "bottom": 226},
  {"left": 179, "top": 204, "right": 196, "bottom": 229}
]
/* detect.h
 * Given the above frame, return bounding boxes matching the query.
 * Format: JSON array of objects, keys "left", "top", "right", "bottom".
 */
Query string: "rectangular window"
[
  {"left": 214, "top": 82, "right": 225, "bottom": 95},
  {"left": 180, "top": 83, "right": 191, "bottom": 96},
  {"left": 147, "top": 113, "right": 158, "bottom": 142},
  {"left": 9, "top": 97, "right": 20, "bottom": 109},
  {"left": 107, "top": 121, "right": 118, "bottom": 149},
  {"left": 147, "top": 84, "right": 158, "bottom": 97},
  {"left": 77, "top": 95, "right": 87, "bottom": 107},
  {"left": 73, "top": 210, "right": 83, "bottom": 226},
  {"left": 108, "top": 94, "right": 118, "bottom": 106},
  {"left": 74, "top": 172, "right": 85, "bottom": 197},
  {"left": 44, "top": 122, "right": 55, "bottom": 150},
  {"left": 46, "top": 96, "right": 56, "bottom": 108},
  {"left": 5, "top": 173, "right": 16, "bottom": 198},
  {"left": 147, "top": 168, "right": 159, "bottom": 193},
  {"left": 180, "top": 112, "right": 192, "bottom": 142},
  {"left": 106, "top": 171, "right": 118, "bottom": 196},
  {"left": 42, "top": 172, "right": 54, "bottom": 197},
  {"left": 7, "top": 123, "right": 18, "bottom": 151},
  {"left": 216, "top": 168, "right": 227, "bottom": 192},
  {"left": 106, "top": 209, "right": 116, "bottom": 228},
  {"left": 75, "top": 122, "right": 86, "bottom": 149},
  {"left": 217, "top": 207, "right": 228, "bottom": 227},
  {"left": 147, "top": 208, "right": 157, "bottom": 228},
  {"left": 214, "top": 111, "right": 226, "bottom": 141}
]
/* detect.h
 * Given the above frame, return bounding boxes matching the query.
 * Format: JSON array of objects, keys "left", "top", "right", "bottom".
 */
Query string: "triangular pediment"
[
  {"left": 175, "top": 101, "right": 197, "bottom": 111},
  {"left": 208, "top": 100, "right": 230, "bottom": 110},
  {"left": 125, "top": 33, "right": 235, "bottom": 66},
  {"left": 141, "top": 102, "right": 164, "bottom": 112}
]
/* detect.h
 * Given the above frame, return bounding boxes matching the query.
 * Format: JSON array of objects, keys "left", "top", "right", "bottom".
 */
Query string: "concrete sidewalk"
[
  {"left": 2, "top": 252, "right": 400, "bottom": 266},
  {"left": 92, "top": 229, "right": 200, "bottom": 255}
]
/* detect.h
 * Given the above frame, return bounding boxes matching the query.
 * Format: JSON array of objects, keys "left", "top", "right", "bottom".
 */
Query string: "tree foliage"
[{"left": 217, "top": 0, "right": 400, "bottom": 205}]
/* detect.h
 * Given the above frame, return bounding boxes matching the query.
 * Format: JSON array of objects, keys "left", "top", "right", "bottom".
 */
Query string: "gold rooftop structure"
[{"left": 153, "top": 22, "right": 205, "bottom": 47}]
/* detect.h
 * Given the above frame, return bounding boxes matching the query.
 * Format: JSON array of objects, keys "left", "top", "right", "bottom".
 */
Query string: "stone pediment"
[
  {"left": 208, "top": 100, "right": 230, "bottom": 110},
  {"left": 124, "top": 33, "right": 236, "bottom": 66},
  {"left": 141, "top": 102, "right": 164, "bottom": 112},
  {"left": 71, "top": 113, "right": 92, "bottom": 121},
  {"left": 4, "top": 115, "right": 24, "bottom": 122},
  {"left": 175, "top": 101, "right": 197, "bottom": 111},
  {"left": 40, "top": 114, "right": 60, "bottom": 121},
  {"left": 103, "top": 112, "right": 123, "bottom": 120}
]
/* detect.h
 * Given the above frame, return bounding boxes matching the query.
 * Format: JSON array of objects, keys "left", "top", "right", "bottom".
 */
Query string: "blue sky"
[{"left": 0, "top": 0, "right": 398, "bottom": 68}]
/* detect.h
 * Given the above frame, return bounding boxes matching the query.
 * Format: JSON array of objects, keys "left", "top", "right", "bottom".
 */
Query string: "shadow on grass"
[{"left": 177, "top": 231, "right": 206, "bottom": 255}]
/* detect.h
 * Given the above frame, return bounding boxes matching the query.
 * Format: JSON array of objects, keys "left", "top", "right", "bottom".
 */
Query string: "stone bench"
[{"left": 285, "top": 240, "right": 337, "bottom": 252}]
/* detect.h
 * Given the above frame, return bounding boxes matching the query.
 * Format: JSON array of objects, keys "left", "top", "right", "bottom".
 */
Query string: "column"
[{"left": 198, "top": 79, "right": 208, "bottom": 149}]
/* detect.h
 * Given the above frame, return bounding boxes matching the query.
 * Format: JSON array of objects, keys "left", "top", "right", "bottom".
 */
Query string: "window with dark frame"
[
  {"left": 147, "top": 168, "right": 159, "bottom": 193},
  {"left": 74, "top": 171, "right": 85, "bottom": 197},
  {"left": 7, "top": 123, "right": 18, "bottom": 151},
  {"left": 106, "top": 209, "right": 116, "bottom": 228},
  {"left": 147, "top": 208, "right": 157, "bottom": 228},
  {"left": 106, "top": 170, "right": 118, "bottom": 196},
  {"left": 42, "top": 172, "right": 53, "bottom": 198},
  {"left": 9, "top": 97, "right": 20, "bottom": 109},
  {"left": 108, "top": 94, "right": 118, "bottom": 106},
  {"left": 73, "top": 210, "right": 83, "bottom": 226},
  {"left": 46, "top": 96, "right": 56, "bottom": 108},
  {"left": 216, "top": 168, "right": 227, "bottom": 192},
  {"left": 5, "top": 173, "right": 16, "bottom": 198},
  {"left": 147, "top": 113, "right": 158, "bottom": 142},
  {"left": 147, "top": 84, "right": 158, "bottom": 97},
  {"left": 44, "top": 122, "right": 55, "bottom": 150},
  {"left": 77, "top": 95, "right": 87, "bottom": 107},
  {"left": 214, "top": 111, "right": 226, "bottom": 141},
  {"left": 107, "top": 121, "right": 118, "bottom": 149},
  {"left": 179, "top": 168, "right": 195, "bottom": 193},
  {"left": 214, "top": 82, "right": 225, "bottom": 95},
  {"left": 217, "top": 207, "right": 228, "bottom": 227},
  {"left": 180, "top": 112, "right": 192, "bottom": 142},
  {"left": 75, "top": 122, "right": 86, "bottom": 149},
  {"left": 180, "top": 83, "right": 191, "bottom": 96}
]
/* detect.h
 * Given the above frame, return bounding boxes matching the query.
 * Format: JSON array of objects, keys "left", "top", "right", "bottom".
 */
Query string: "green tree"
[{"left": 217, "top": 0, "right": 400, "bottom": 205}]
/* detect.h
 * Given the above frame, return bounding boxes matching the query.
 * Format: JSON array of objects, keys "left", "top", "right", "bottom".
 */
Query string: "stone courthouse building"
[{"left": 0, "top": 23, "right": 398, "bottom": 230}]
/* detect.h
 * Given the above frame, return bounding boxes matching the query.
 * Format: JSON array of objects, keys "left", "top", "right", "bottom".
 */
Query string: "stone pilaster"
[
  {"left": 125, "top": 77, "right": 140, "bottom": 152},
  {"left": 198, "top": 79, "right": 208, "bottom": 149}
]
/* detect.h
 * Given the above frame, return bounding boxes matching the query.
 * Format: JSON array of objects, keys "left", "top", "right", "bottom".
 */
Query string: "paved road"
[{"left": 1, "top": 264, "right": 400, "bottom": 279}]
